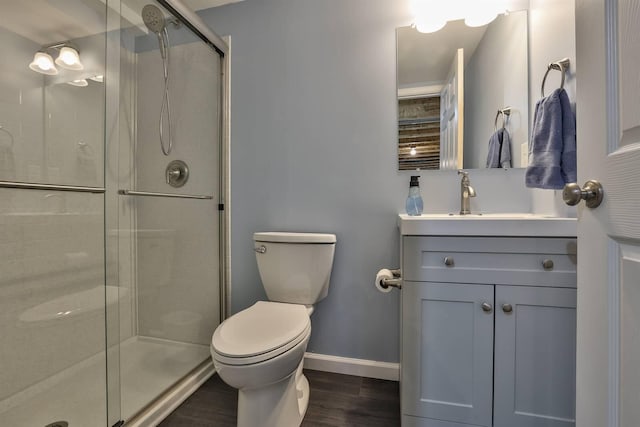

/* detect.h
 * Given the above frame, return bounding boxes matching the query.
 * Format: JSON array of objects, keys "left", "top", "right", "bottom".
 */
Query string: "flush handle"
[
  {"left": 254, "top": 245, "right": 266, "bottom": 254},
  {"left": 563, "top": 180, "right": 604, "bottom": 208}
]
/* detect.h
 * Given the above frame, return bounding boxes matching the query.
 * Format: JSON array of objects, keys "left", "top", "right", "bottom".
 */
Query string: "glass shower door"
[
  {"left": 109, "top": 1, "right": 223, "bottom": 423},
  {"left": 0, "top": 1, "right": 109, "bottom": 426}
]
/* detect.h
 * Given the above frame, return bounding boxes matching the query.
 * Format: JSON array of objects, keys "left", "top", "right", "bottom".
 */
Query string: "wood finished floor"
[{"left": 159, "top": 369, "right": 400, "bottom": 427}]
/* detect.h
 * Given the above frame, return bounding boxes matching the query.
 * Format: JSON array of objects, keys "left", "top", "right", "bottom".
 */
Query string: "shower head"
[{"left": 142, "top": 4, "right": 166, "bottom": 34}]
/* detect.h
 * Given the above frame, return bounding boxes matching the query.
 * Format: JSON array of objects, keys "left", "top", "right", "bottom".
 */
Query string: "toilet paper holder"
[{"left": 380, "top": 269, "right": 402, "bottom": 290}]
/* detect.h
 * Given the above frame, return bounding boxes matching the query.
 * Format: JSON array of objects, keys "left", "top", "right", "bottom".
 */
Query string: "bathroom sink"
[{"left": 398, "top": 213, "right": 577, "bottom": 237}]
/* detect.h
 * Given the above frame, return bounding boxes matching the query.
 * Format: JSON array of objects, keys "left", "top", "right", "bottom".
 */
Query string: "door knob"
[
  {"left": 481, "top": 302, "right": 493, "bottom": 313},
  {"left": 502, "top": 303, "right": 513, "bottom": 313},
  {"left": 563, "top": 180, "right": 604, "bottom": 208}
]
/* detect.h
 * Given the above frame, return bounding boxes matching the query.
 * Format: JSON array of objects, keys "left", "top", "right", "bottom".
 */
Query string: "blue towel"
[
  {"left": 486, "top": 127, "right": 512, "bottom": 168},
  {"left": 525, "top": 88, "right": 576, "bottom": 189}
]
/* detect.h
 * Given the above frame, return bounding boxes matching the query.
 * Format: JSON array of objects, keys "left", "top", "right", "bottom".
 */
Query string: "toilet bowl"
[
  {"left": 211, "top": 232, "right": 336, "bottom": 427},
  {"left": 211, "top": 302, "right": 312, "bottom": 427}
]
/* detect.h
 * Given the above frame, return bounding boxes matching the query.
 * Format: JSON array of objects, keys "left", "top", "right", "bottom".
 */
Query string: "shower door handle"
[{"left": 118, "top": 189, "right": 213, "bottom": 200}]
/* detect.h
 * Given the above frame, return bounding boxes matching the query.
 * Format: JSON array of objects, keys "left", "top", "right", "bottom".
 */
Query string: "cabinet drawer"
[{"left": 403, "top": 236, "right": 577, "bottom": 287}]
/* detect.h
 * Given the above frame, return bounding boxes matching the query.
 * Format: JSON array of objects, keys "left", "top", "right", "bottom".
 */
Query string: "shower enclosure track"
[
  {"left": 118, "top": 189, "right": 213, "bottom": 199},
  {"left": 0, "top": 181, "right": 105, "bottom": 193}
]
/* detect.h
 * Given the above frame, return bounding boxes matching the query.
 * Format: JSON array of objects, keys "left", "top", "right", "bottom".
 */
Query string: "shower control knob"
[{"left": 166, "top": 160, "right": 189, "bottom": 188}]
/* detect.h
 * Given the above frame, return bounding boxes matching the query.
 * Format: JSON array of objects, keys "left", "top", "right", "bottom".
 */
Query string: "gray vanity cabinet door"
[
  {"left": 402, "top": 281, "right": 494, "bottom": 427},
  {"left": 494, "top": 285, "right": 576, "bottom": 427}
]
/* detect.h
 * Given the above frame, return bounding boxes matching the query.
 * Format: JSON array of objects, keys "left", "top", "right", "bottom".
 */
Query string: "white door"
[
  {"left": 440, "top": 48, "right": 464, "bottom": 170},
  {"left": 575, "top": 1, "right": 640, "bottom": 426}
]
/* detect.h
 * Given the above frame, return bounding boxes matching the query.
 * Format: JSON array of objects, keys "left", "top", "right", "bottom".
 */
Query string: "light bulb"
[
  {"left": 410, "top": 147, "right": 417, "bottom": 156},
  {"left": 55, "top": 46, "right": 83, "bottom": 70},
  {"left": 36, "top": 56, "right": 52, "bottom": 70}
]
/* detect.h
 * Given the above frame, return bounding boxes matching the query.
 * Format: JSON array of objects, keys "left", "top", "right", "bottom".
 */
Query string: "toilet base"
[{"left": 237, "top": 360, "right": 309, "bottom": 427}]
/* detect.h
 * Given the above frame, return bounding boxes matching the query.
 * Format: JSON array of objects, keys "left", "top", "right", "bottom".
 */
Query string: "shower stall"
[{"left": 0, "top": 1, "right": 229, "bottom": 426}]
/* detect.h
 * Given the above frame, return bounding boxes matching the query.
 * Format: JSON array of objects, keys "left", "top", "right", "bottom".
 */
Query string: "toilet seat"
[{"left": 212, "top": 301, "right": 311, "bottom": 366}]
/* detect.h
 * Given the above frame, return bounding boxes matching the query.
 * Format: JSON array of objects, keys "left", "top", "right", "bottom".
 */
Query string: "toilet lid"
[{"left": 212, "top": 301, "right": 310, "bottom": 358}]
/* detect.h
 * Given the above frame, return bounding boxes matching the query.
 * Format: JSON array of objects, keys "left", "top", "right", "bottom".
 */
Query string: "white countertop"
[{"left": 398, "top": 213, "right": 577, "bottom": 237}]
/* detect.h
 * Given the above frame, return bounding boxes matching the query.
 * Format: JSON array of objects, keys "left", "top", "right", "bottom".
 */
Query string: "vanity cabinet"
[{"left": 401, "top": 236, "right": 577, "bottom": 427}]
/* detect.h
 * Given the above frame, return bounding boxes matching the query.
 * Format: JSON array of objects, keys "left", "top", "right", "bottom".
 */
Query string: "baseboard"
[
  {"left": 303, "top": 352, "right": 399, "bottom": 381},
  {"left": 125, "top": 360, "right": 215, "bottom": 427}
]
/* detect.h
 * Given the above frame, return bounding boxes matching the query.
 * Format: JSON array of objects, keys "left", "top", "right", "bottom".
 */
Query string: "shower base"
[{"left": 0, "top": 336, "right": 211, "bottom": 426}]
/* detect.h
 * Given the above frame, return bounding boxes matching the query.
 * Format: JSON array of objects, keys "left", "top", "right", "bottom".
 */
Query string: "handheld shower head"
[
  {"left": 142, "top": 4, "right": 166, "bottom": 34},
  {"left": 142, "top": 3, "right": 174, "bottom": 156}
]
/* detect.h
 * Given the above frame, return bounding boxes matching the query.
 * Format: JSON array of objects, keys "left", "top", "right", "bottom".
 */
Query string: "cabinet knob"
[
  {"left": 443, "top": 256, "right": 455, "bottom": 267},
  {"left": 542, "top": 259, "right": 554, "bottom": 270},
  {"left": 502, "top": 303, "right": 513, "bottom": 313},
  {"left": 481, "top": 302, "right": 493, "bottom": 313}
]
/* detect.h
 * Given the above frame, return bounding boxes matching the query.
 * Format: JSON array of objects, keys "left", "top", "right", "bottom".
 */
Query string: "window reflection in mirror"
[{"left": 397, "top": 10, "right": 528, "bottom": 171}]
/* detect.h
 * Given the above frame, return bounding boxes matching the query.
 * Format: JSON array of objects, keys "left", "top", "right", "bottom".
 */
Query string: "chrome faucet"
[{"left": 458, "top": 170, "right": 476, "bottom": 215}]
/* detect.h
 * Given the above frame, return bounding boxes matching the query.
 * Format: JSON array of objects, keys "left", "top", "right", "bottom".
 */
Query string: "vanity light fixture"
[
  {"left": 28, "top": 51, "right": 58, "bottom": 75},
  {"left": 28, "top": 43, "right": 84, "bottom": 75},
  {"left": 411, "top": 0, "right": 508, "bottom": 33}
]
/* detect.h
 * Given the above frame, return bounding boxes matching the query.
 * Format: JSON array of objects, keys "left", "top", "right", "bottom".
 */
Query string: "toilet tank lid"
[{"left": 253, "top": 232, "right": 336, "bottom": 244}]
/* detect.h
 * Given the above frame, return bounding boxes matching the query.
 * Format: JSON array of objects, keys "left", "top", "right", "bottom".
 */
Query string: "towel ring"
[
  {"left": 494, "top": 107, "right": 512, "bottom": 132},
  {"left": 541, "top": 58, "right": 570, "bottom": 97}
]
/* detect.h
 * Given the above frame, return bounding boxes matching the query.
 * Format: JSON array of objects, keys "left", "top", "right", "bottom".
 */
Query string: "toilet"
[{"left": 211, "top": 231, "right": 337, "bottom": 427}]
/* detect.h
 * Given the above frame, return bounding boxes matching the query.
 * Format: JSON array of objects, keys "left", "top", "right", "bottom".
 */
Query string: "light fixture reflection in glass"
[
  {"left": 29, "top": 52, "right": 58, "bottom": 75},
  {"left": 55, "top": 46, "right": 83, "bottom": 70},
  {"left": 410, "top": 146, "right": 417, "bottom": 156},
  {"left": 88, "top": 75, "right": 104, "bottom": 83},
  {"left": 67, "top": 79, "right": 88, "bottom": 87}
]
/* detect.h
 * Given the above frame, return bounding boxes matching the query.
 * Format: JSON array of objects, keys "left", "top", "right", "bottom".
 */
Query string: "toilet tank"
[{"left": 253, "top": 232, "right": 336, "bottom": 305}]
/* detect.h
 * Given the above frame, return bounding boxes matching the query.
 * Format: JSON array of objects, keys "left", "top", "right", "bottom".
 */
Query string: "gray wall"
[{"left": 200, "top": 0, "right": 572, "bottom": 363}]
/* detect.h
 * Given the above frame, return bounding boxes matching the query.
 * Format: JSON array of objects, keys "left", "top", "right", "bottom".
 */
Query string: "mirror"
[{"left": 397, "top": 10, "right": 528, "bottom": 170}]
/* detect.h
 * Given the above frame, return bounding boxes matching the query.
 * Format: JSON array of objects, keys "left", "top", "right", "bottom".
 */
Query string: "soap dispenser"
[{"left": 405, "top": 175, "right": 424, "bottom": 216}]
